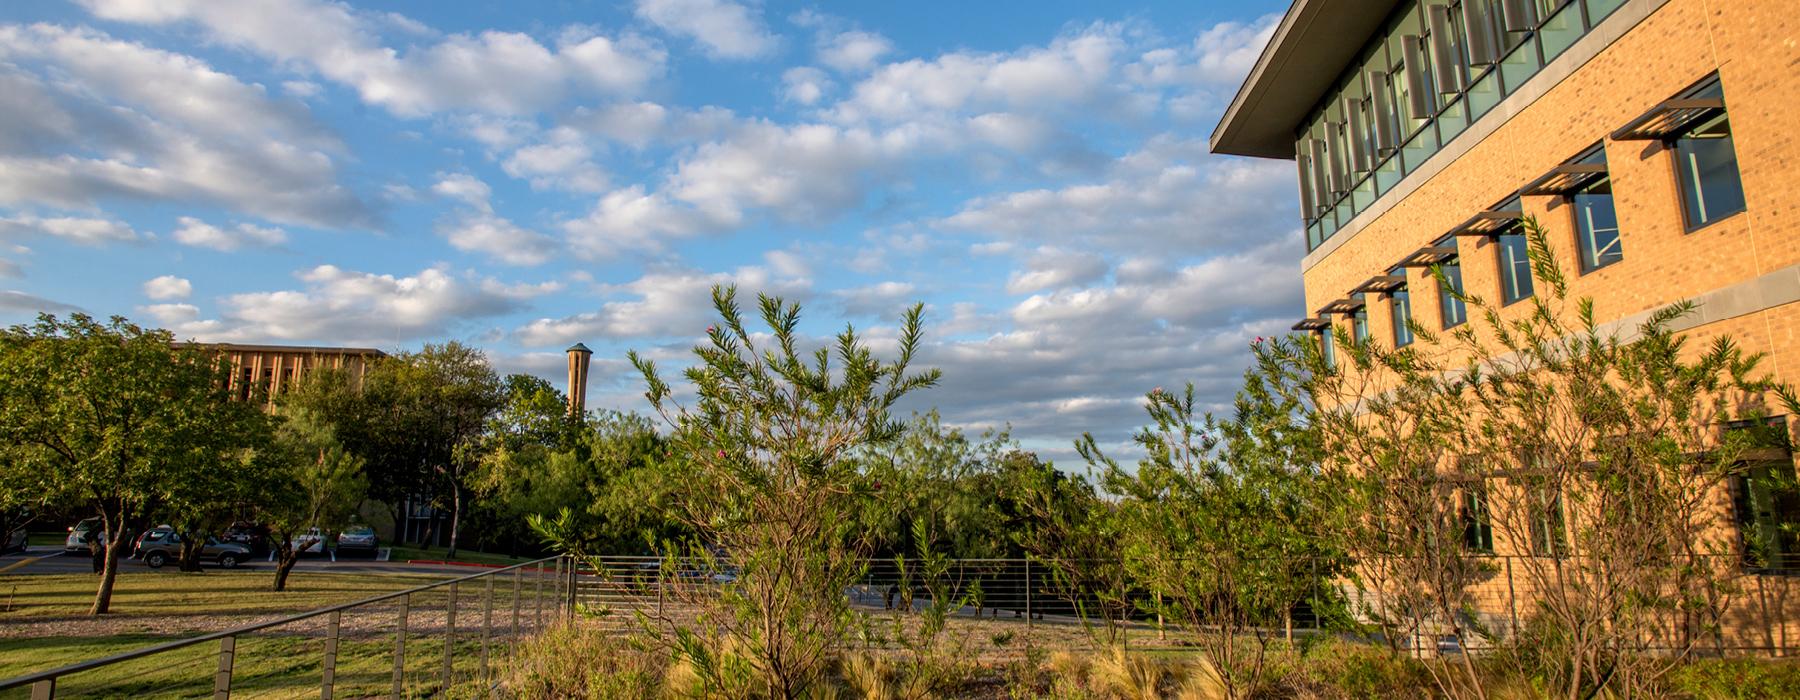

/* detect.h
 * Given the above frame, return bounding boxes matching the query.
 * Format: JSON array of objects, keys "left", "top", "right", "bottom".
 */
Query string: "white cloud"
[
  {"left": 830, "top": 24, "right": 1129, "bottom": 124},
  {"left": 0, "top": 25, "right": 373, "bottom": 228},
  {"left": 818, "top": 30, "right": 892, "bottom": 73},
  {"left": 77, "top": 0, "right": 667, "bottom": 117},
  {"left": 1005, "top": 249, "right": 1108, "bottom": 295},
  {"left": 439, "top": 214, "right": 558, "bottom": 267},
  {"left": 833, "top": 281, "right": 917, "bottom": 319},
  {"left": 633, "top": 0, "right": 776, "bottom": 60},
  {"left": 143, "top": 275, "right": 192, "bottom": 300},
  {"left": 782, "top": 67, "right": 832, "bottom": 105},
  {"left": 431, "top": 173, "right": 494, "bottom": 213},
  {"left": 0, "top": 214, "right": 139, "bottom": 245},
  {"left": 0, "top": 289, "right": 80, "bottom": 313},
  {"left": 180, "top": 264, "right": 559, "bottom": 346},
  {"left": 139, "top": 302, "right": 200, "bottom": 325},
  {"left": 282, "top": 80, "right": 323, "bottom": 99},
  {"left": 0, "top": 259, "right": 19, "bottom": 279},
  {"left": 501, "top": 127, "right": 607, "bottom": 193},
  {"left": 515, "top": 265, "right": 806, "bottom": 345},
  {"left": 938, "top": 136, "right": 1293, "bottom": 253},
  {"left": 171, "top": 216, "right": 287, "bottom": 251}
]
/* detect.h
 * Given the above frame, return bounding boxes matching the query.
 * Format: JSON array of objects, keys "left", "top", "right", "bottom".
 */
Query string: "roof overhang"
[{"left": 1210, "top": 0, "right": 1407, "bottom": 159}]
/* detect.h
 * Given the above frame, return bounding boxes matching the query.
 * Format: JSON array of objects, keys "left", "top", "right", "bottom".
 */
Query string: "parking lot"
[{"left": 1, "top": 544, "right": 481, "bottom": 577}]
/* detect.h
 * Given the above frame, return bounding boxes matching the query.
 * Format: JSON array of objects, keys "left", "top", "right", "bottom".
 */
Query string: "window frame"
[
  {"left": 1436, "top": 252, "right": 1468, "bottom": 329},
  {"left": 1670, "top": 109, "right": 1747, "bottom": 233},
  {"left": 1494, "top": 225, "right": 1536, "bottom": 306}
]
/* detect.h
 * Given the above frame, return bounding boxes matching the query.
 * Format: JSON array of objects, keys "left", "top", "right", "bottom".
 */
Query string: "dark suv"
[{"left": 134, "top": 527, "right": 251, "bottom": 569}]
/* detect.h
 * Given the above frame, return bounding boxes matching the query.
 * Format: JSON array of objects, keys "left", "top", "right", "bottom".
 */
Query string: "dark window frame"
[{"left": 1494, "top": 224, "right": 1536, "bottom": 306}]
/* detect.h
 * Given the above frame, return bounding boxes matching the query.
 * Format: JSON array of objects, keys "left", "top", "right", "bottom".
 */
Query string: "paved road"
[{"left": 0, "top": 545, "right": 492, "bottom": 577}]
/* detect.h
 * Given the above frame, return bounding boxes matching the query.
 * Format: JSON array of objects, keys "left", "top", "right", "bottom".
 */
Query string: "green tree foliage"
[
  {"left": 854, "top": 411, "right": 1022, "bottom": 560},
  {"left": 488, "top": 408, "right": 682, "bottom": 555},
  {"left": 254, "top": 409, "right": 368, "bottom": 591},
  {"left": 1082, "top": 378, "right": 1341, "bottom": 699},
  {"left": 626, "top": 286, "right": 939, "bottom": 699},
  {"left": 361, "top": 342, "right": 502, "bottom": 556},
  {"left": 0, "top": 314, "right": 268, "bottom": 614}
]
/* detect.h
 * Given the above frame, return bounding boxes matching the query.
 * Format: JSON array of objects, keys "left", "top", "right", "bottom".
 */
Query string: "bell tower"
[{"left": 565, "top": 342, "right": 592, "bottom": 416}]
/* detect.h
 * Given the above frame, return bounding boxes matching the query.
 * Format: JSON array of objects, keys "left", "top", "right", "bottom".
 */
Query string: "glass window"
[
  {"left": 1391, "top": 281, "right": 1414, "bottom": 348},
  {"left": 1461, "top": 483, "right": 1495, "bottom": 554},
  {"left": 1584, "top": 0, "right": 1628, "bottom": 23},
  {"left": 1352, "top": 306, "right": 1370, "bottom": 345},
  {"left": 1537, "top": 0, "right": 1583, "bottom": 62},
  {"left": 1573, "top": 175, "right": 1622, "bottom": 272},
  {"left": 1438, "top": 255, "right": 1467, "bottom": 328},
  {"left": 1318, "top": 329, "right": 1337, "bottom": 369},
  {"left": 1528, "top": 486, "right": 1567, "bottom": 557},
  {"left": 1496, "top": 228, "right": 1535, "bottom": 305},
  {"left": 1674, "top": 112, "right": 1747, "bottom": 230},
  {"left": 1734, "top": 461, "right": 1800, "bottom": 571}
]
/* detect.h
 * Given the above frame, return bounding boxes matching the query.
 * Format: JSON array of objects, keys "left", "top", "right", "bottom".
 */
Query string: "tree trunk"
[
  {"left": 273, "top": 547, "right": 299, "bottom": 591},
  {"left": 446, "top": 485, "right": 462, "bottom": 558},
  {"left": 90, "top": 531, "right": 129, "bottom": 615},
  {"left": 178, "top": 533, "right": 205, "bottom": 573}
]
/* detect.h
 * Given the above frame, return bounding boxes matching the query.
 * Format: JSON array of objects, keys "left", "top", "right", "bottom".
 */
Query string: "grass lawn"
[
  {"left": 0, "top": 570, "right": 539, "bottom": 697},
  {"left": 385, "top": 545, "right": 531, "bottom": 567}
]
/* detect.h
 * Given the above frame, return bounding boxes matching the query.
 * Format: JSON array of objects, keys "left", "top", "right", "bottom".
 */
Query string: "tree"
[
  {"left": 0, "top": 314, "right": 267, "bottom": 614},
  {"left": 362, "top": 342, "right": 502, "bottom": 555},
  {"left": 257, "top": 409, "right": 368, "bottom": 591},
  {"left": 485, "top": 409, "right": 681, "bottom": 556},
  {"left": 625, "top": 286, "right": 939, "bottom": 698},
  {"left": 1083, "top": 379, "right": 1340, "bottom": 700},
  {"left": 1001, "top": 450, "right": 1133, "bottom": 645}
]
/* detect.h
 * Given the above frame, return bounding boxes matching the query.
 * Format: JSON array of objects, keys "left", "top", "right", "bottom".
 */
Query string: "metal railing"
[
  {"left": 0, "top": 555, "right": 576, "bottom": 699},
  {"left": 568, "top": 555, "right": 1800, "bottom": 657}
]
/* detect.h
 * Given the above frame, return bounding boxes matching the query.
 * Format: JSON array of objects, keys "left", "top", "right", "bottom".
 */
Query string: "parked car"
[
  {"left": 2, "top": 527, "right": 25, "bottom": 555},
  {"left": 63, "top": 517, "right": 104, "bottom": 554},
  {"left": 291, "top": 527, "right": 327, "bottom": 555},
  {"left": 336, "top": 526, "right": 378, "bottom": 557},
  {"left": 221, "top": 521, "right": 270, "bottom": 555},
  {"left": 134, "top": 527, "right": 250, "bottom": 569}
]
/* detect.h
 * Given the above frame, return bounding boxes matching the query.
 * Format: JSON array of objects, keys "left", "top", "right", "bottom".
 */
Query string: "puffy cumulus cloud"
[
  {"left": 905, "top": 241, "right": 1302, "bottom": 452},
  {"left": 171, "top": 216, "right": 287, "bottom": 251},
  {"left": 139, "top": 302, "right": 201, "bottom": 325},
  {"left": 633, "top": 0, "right": 776, "bottom": 60},
  {"left": 566, "top": 102, "right": 737, "bottom": 149},
  {"left": 0, "top": 214, "right": 140, "bottom": 246},
  {"left": 438, "top": 214, "right": 559, "bottom": 267},
  {"left": 781, "top": 67, "right": 832, "bottom": 105},
  {"left": 142, "top": 275, "right": 192, "bottom": 300},
  {"left": 1004, "top": 248, "right": 1108, "bottom": 295},
  {"left": 937, "top": 136, "right": 1294, "bottom": 254},
  {"left": 430, "top": 173, "right": 493, "bottom": 213},
  {"left": 514, "top": 265, "right": 808, "bottom": 346},
  {"left": 501, "top": 127, "right": 608, "bottom": 193},
  {"left": 77, "top": 0, "right": 666, "bottom": 117},
  {"left": 0, "top": 25, "right": 373, "bottom": 228},
  {"left": 430, "top": 173, "right": 559, "bottom": 266},
  {"left": 565, "top": 120, "right": 939, "bottom": 257},
  {"left": 829, "top": 24, "right": 1129, "bottom": 124},
  {"left": 181, "top": 264, "right": 560, "bottom": 346},
  {"left": 0, "top": 290, "right": 81, "bottom": 313},
  {"left": 832, "top": 281, "right": 918, "bottom": 320},
  {"left": 818, "top": 30, "right": 892, "bottom": 73}
]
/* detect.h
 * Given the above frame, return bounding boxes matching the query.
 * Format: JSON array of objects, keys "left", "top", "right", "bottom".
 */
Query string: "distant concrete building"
[{"left": 179, "top": 343, "right": 385, "bottom": 403}]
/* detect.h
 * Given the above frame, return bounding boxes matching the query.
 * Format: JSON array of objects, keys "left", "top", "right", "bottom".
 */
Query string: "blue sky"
[{"left": 0, "top": 0, "right": 1300, "bottom": 460}]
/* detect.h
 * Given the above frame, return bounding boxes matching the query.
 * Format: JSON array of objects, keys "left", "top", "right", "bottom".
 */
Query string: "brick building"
[{"left": 1212, "top": 0, "right": 1797, "bottom": 648}]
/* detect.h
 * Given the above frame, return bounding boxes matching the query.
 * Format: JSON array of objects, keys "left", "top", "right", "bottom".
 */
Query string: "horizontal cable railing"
[{"left": 0, "top": 555, "right": 575, "bottom": 700}]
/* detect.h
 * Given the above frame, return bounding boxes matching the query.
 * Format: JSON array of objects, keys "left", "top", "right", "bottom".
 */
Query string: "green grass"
[
  {"left": 0, "top": 571, "right": 545, "bottom": 698},
  {"left": 0, "top": 571, "right": 442, "bottom": 620},
  {"left": 385, "top": 545, "right": 530, "bottom": 567}
]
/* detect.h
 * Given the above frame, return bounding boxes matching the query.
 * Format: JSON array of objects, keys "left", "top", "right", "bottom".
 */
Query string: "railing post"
[
  {"left": 1505, "top": 557, "right": 1519, "bottom": 643},
  {"left": 535, "top": 562, "right": 545, "bottom": 630},
  {"left": 322, "top": 610, "right": 341, "bottom": 699},
  {"left": 482, "top": 576, "right": 494, "bottom": 690},
  {"left": 567, "top": 556, "right": 578, "bottom": 621},
  {"left": 212, "top": 635, "right": 235, "bottom": 700},
  {"left": 552, "top": 557, "right": 563, "bottom": 619},
  {"left": 31, "top": 678, "right": 54, "bottom": 700},
  {"left": 392, "top": 593, "right": 410, "bottom": 700},
  {"left": 511, "top": 569, "right": 523, "bottom": 655},
  {"left": 1024, "top": 559, "right": 1033, "bottom": 631},
  {"left": 443, "top": 582, "right": 457, "bottom": 694}
]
